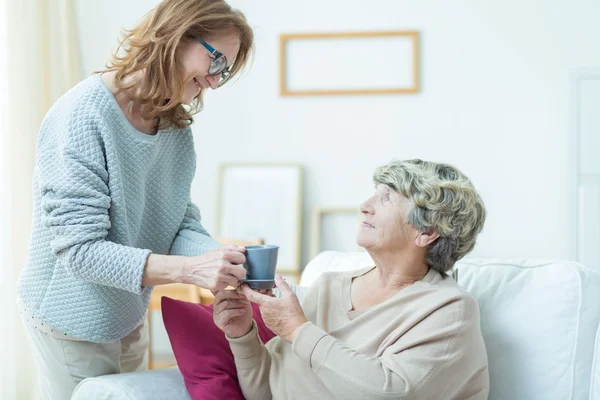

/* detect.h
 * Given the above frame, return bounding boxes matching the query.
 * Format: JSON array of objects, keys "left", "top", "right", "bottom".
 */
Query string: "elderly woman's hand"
[
  {"left": 240, "top": 275, "right": 308, "bottom": 343},
  {"left": 213, "top": 289, "right": 253, "bottom": 339}
]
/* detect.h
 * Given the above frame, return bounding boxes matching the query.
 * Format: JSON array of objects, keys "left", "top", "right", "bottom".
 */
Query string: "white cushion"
[
  {"left": 455, "top": 259, "right": 600, "bottom": 400},
  {"left": 300, "top": 251, "right": 373, "bottom": 286},
  {"left": 594, "top": 324, "right": 600, "bottom": 399},
  {"left": 72, "top": 367, "right": 191, "bottom": 400},
  {"left": 300, "top": 252, "right": 600, "bottom": 400}
]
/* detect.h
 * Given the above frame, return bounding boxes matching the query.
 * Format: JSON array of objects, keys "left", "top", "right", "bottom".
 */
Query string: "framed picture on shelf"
[
  {"left": 216, "top": 163, "right": 303, "bottom": 279},
  {"left": 310, "top": 207, "right": 364, "bottom": 258}
]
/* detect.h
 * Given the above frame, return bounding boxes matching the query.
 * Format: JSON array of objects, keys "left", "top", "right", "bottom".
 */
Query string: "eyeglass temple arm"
[{"left": 194, "top": 36, "right": 218, "bottom": 55}]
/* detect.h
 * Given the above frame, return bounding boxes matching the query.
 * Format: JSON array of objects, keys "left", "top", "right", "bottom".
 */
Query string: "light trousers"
[{"left": 22, "top": 317, "right": 148, "bottom": 400}]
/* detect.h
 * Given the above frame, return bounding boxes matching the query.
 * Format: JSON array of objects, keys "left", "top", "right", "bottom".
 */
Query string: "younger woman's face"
[{"left": 178, "top": 33, "right": 240, "bottom": 104}]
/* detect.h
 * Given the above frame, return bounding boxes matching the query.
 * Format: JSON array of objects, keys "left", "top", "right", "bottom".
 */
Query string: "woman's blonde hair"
[
  {"left": 102, "top": 0, "right": 253, "bottom": 129},
  {"left": 373, "top": 159, "right": 486, "bottom": 273}
]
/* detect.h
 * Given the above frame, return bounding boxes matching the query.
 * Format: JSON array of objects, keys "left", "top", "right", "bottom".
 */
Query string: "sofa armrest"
[{"left": 72, "top": 367, "right": 191, "bottom": 400}]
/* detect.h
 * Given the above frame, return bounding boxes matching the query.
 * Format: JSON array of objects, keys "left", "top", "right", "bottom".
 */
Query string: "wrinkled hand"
[
  {"left": 183, "top": 245, "right": 247, "bottom": 291},
  {"left": 213, "top": 289, "right": 254, "bottom": 338},
  {"left": 240, "top": 275, "right": 308, "bottom": 343}
]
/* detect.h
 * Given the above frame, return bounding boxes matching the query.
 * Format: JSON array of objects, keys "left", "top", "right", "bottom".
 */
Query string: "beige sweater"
[{"left": 227, "top": 267, "right": 489, "bottom": 400}]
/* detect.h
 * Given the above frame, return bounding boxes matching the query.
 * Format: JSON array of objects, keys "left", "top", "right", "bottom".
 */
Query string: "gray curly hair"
[{"left": 373, "top": 159, "right": 486, "bottom": 273}]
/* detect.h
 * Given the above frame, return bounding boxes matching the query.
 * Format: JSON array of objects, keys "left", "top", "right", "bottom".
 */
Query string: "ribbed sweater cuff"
[{"left": 170, "top": 230, "right": 222, "bottom": 256}]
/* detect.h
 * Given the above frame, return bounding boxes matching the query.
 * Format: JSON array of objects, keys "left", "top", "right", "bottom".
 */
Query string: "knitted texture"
[{"left": 17, "top": 74, "right": 221, "bottom": 342}]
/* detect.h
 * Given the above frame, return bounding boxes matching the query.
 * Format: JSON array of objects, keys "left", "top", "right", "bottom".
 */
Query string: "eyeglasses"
[{"left": 194, "top": 37, "right": 232, "bottom": 87}]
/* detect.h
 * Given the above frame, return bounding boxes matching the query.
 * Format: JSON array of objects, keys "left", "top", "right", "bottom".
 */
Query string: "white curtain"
[
  {"left": 1, "top": 0, "right": 82, "bottom": 398},
  {"left": 0, "top": 0, "right": 16, "bottom": 398}
]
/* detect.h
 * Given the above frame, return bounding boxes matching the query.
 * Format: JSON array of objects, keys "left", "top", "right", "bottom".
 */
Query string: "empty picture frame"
[
  {"left": 280, "top": 31, "right": 420, "bottom": 96},
  {"left": 310, "top": 207, "right": 364, "bottom": 258},
  {"left": 216, "top": 163, "right": 303, "bottom": 276}
]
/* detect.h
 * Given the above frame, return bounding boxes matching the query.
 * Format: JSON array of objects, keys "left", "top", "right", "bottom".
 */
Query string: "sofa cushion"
[
  {"left": 300, "top": 251, "right": 373, "bottom": 286},
  {"left": 593, "top": 324, "right": 600, "bottom": 400},
  {"left": 453, "top": 259, "right": 600, "bottom": 400},
  {"left": 72, "top": 366, "right": 191, "bottom": 400},
  {"left": 161, "top": 297, "right": 276, "bottom": 400}
]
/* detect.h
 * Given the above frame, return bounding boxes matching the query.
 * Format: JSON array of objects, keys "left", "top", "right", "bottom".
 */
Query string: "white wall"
[{"left": 76, "top": 0, "right": 600, "bottom": 268}]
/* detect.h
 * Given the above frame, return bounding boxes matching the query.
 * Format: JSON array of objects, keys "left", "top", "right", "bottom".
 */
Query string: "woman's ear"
[{"left": 415, "top": 229, "right": 440, "bottom": 248}]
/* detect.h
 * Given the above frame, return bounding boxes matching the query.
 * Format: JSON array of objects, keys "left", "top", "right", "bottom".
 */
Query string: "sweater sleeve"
[
  {"left": 291, "top": 294, "right": 475, "bottom": 399},
  {"left": 38, "top": 126, "right": 150, "bottom": 294},
  {"left": 169, "top": 198, "right": 223, "bottom": 256},
  {"left": 226, "top": 321, "right": 273, "bottom": 400}
]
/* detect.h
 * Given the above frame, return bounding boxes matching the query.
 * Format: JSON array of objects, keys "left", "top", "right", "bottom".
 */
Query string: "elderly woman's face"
[{"left": 357, "top": 184, "right": 417, "bottom": 251}]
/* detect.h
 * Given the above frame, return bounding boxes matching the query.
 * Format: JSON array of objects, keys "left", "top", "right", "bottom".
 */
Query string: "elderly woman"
[{"left": 213, "top": 159, "right": 489, "bottom": 400}]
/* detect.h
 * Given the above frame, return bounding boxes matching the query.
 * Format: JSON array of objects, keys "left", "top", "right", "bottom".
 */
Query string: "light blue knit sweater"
[{"left": 17, "top": 74, "right": 221, "bottom": 342}]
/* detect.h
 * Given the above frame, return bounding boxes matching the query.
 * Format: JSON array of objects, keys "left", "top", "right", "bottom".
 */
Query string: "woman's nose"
[
  {"left": 360, "top": 199, "right": 374, "bottom": 215},
  {"left": 206, "top": 75, "right": 219, "bottom": 90}
]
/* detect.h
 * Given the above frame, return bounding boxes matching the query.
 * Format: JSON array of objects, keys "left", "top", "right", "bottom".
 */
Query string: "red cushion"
[{"left": 161, "top": 296, "right": 276, "bottom": 400}]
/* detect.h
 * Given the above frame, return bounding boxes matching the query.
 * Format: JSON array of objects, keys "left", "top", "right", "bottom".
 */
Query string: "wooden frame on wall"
[
  {"left": 216, "top": 163, "right": 304, "bottom": 278},
  {"left": 310, "top": 207, "right": 364, "bottom": 258},
  {"left": 279, "top": 31, "right": 420, "bottom": 97}
]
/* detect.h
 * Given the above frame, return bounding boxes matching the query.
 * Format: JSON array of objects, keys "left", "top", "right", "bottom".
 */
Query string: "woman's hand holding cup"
[{"left": 181, "top": 245, "right": 247, "bottom": 291}]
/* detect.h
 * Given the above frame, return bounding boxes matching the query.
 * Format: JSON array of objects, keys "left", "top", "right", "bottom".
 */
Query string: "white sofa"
[{"left": 73, "top": 251, "right": 600, "bottom": 400}]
